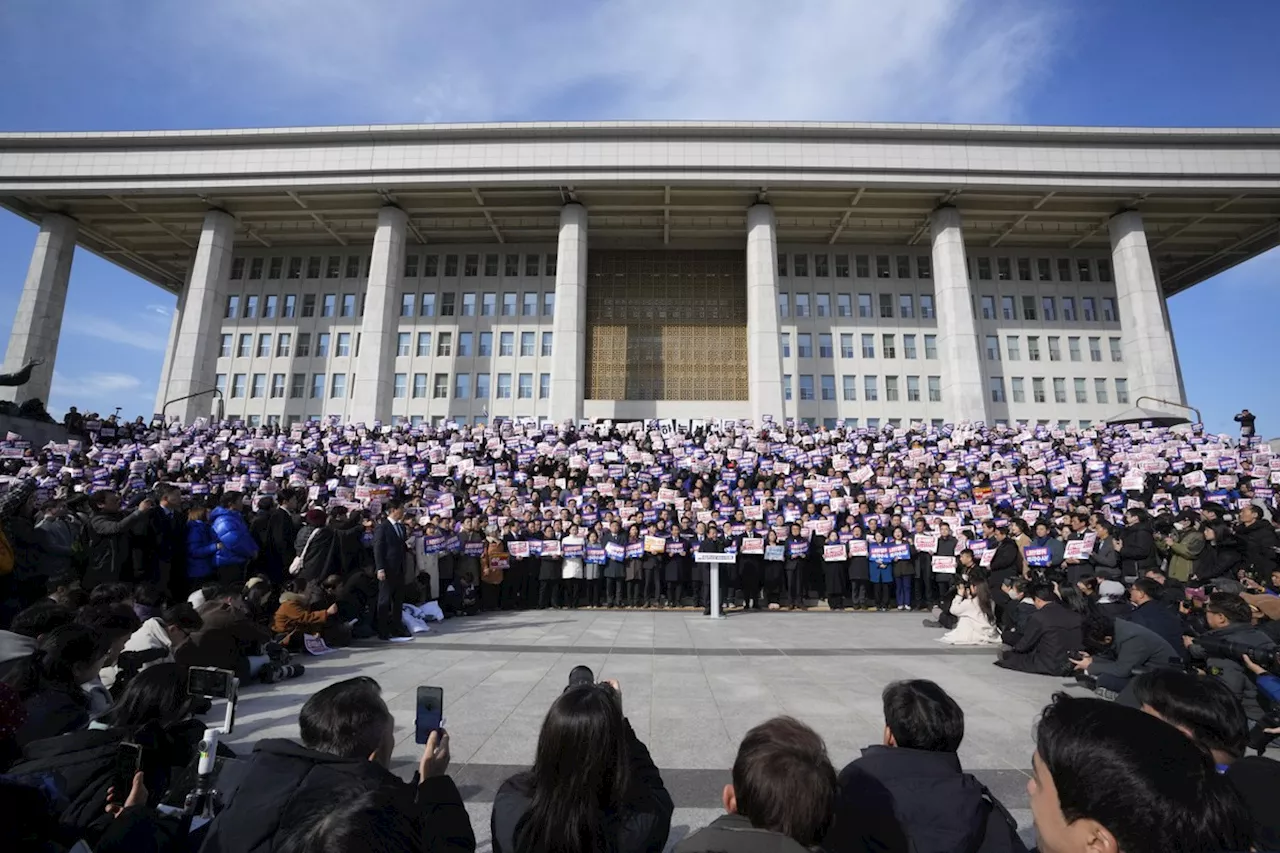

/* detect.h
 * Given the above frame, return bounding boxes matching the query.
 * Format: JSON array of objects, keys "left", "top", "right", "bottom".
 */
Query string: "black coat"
[
  {"left": 373, "top": 519, "right": 410, "bottom": 586},
  {"left": 1237, "top": 520, "right": 1279, "bottom": 576},
  {"left": 490, "top": 720, "right": 672, "bottom": 853},
  {"left": 994, "top": 601, "right": 1082, "bottom": 675},
  {"left": 84, "top": 507, "right": 149, "bottom": 588},
  {"left": 986, "top": 539, "right": 1020, "bottom": 583},
  {"left": 1189, "top": 622, "right": 1277, "bottom": 721},
  {"left": 1086, "top": 619, "right": 1179, "bottom": 679},
  {"left": 1121, "top": 600, "right": 1186, "bottom": 657},
  {"left": 1117, "top": 523, "right": 1158, "bottom": 575},
  {"left": 823, "top": 745, "right": 1026, "bottom": 853},
  {"left": 199, "top": 738, "right": 475, "bottom": 853},
  {"left": 1192, "top": 541, "right": 1244, "bottom": 584}
]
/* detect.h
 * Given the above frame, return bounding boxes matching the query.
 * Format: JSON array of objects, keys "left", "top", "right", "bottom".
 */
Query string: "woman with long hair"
[
  {"left": 937, "top": 577, "right": 1000, "bottom": 645},
  {"left": 3, "top": 623, "right": 112, "bottom": 746},
  {"left": 492, "top": 679, "right": 672, "bottom": 853}
]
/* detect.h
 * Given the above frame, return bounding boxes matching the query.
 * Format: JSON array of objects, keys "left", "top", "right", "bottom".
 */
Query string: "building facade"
[{"left": 1, "top": 121, "right": 1277, "bottom": 428}]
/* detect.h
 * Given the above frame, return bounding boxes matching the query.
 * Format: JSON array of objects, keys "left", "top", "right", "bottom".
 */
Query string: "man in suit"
[
  {"left": 373, "top": 500, "right": 412, "bottom": 641},
  {"left": 1072, "top": 611, "right": 1180, "bottom": 701},
  {"left": 1122, "top": 577, "right": 1186, "bottom": 656},
  {"left": 994, "top": 583, "right": 1082, "bottom": 676},
  {"left": 144, "top": 484, "right": 187, "bottom": 595}
]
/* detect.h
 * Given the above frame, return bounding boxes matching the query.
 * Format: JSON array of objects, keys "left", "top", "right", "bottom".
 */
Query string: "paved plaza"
[{"left": 226, "top": 609, "right": 1077, "bottom": 849}]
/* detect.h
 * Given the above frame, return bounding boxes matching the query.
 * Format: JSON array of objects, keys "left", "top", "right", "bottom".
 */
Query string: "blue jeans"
[{"left": 895, "top": 576, "right": 912, "bottom": 607}]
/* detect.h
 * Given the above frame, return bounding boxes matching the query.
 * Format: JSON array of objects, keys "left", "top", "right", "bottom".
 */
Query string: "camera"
[{"left": 1193, "top": 636, "right": 1278, "bottom": 667}]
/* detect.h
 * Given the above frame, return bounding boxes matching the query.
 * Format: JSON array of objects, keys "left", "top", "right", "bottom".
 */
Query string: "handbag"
[{"left": 289, "top": 528, "right": 322, "bottom": 576}]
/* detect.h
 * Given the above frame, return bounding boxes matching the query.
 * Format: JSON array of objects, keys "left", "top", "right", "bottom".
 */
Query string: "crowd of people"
[{"left": 0, "top": 409, "right": 1277, "bottom": 851}]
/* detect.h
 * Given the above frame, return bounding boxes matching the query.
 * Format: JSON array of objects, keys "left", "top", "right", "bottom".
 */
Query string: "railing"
[
  {"left": 161, "top": 388, "right": 224, "bottom": 424},
  {"left": 1136, "top": 395, "right": 1202, "bottom": 425}
]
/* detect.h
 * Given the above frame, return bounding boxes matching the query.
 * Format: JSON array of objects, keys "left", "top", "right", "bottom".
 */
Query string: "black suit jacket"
[{"left": 373, "top": 519, "right": 409, "bottom": 584}]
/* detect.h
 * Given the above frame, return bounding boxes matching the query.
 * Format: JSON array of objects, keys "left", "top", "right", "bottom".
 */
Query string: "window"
[
  {"left": 1094, "top": 378, "right": 1109, "bottom": 404},
  {"left": 290, "top": 373, "right": 304, "bottom": 399},
  {"left": 462, "top": 255, "right": 478, "bottom": 277},
  {"left": 1042, "top": 297, "right": 1056, "bottom": 321},
  {"left": 335, "top": 333, "right": 351, "bottom": 357},
  {"left": 345, "top": 256, "right": 361, "bottom": 279},
  {"left": 1068, "top": 337, "right": 1081, "bottom": 361},
  {"left": 798, "top": 374, "right": 815, "bottom": 400},
  {"left": 917, "top": 256, "right": 932, "bottom": 279},
  {"left": 1031, "top": 377, "right": 1046, "bottom": 403},
  {"left": 1036, "top": 258, "right": 1052, "bottom": 282},
  {"left": 481, "top": 292, "right": 496, "bottom": 316},
  {"left": 518, "top": 373, "right": 533, "bottom": 399},
  {"left": 821, "top": 374, "right": 836, "bottom": 401},
  {"left": 250, "top": 373, "right": 267, "bottom": 398},
  {"left": 1048, "top": 337, "right": 1061, "bottom": 362},
  {"left": 1053, "top": 377, "right": 1067, "bottom": 403},
  {"left": 861, "top": 334, "right": 875, "bottom": 358},
  {"left": 475, "top": 373, "right": 490, "bottom": 399},
  {"left": 219, "top": 334, "right": 232, "bottom": 358},
  {"left": 460, "top": 293, "right": 476, "bottom": 316},
  {"left": 818, "top": 333, "right": 833, "bottom": 358},
  {"left": 282, "top": 294, "right": 296, "bottom": 318},
  {"left": 794, "top": 255, "right": 809, "bottom": 277},
  {"left": 412, "top": 374, "right": 428, "bottom": 398},
  {"left": 1089, "top": 336, "right": 1102, "bottom": 362},
  {"left": 996, "top": 257, "right": 1012, "bottom": 281},
  {"left": 927, "top": 376, "right": 941, "bottom": 402},
  {"left": 1082, "top": 297, "right": 1097, "bottom": 322},
  {"left": 816, "top": 293, "right": 831, "bottom": 317},
  {"left": 990, "top": 377, "right": 1006, "bottom": 403},
  {"left": 815, "top": 255, "right": 829, "bottom": 277},
  {"left": 780, "top": 333, "right": 791, "bottom": 358},
  {"left": 858, "top": 293, "right": 872, "bottom": 318},
  {"left": 777, "top": 254, "right": 788, "bottom": 277},
  {"left": 416, "top": 332, "right": 432, "bottom": 357},
  {"left": 899, "top": 294, "right": 915, "bottom": 318},
  {"left": 478, "top": 332, "right": 493, "bottom": 357},
  {"left": 837, "top": 293, "right": 852, "bottom": 317},
  {"left": 395, "top": 293, "right": 412, "bottom": 318},
  {"left": 1027, "top": 336, "right": 1041, "bottom": 361},
  {"left": 440, "top": 293, "right": 455, "bottom": 316},
  {"left": 496, "top": 373, "right": 511, "bottom": 398},
  {"left": 864, "top": 375, "right": 879, "bottom": 401},
  {"left": 499, "top": 331, "right": 514, "bottom": 356},
  {"left": 1052, "top": 258, "right": 1070, "bottom": 282},
  {"left": 855, "top": 255, "right": 870, "bottom": 278},
  {"left": 839, "top": 333, "right": 854, "bottom": 358},
  {"left": 539, "top": 373, "right": 551, "bottom": 398},
  {"left": 396, "top": 332, "right": 411, "bottom": 357},
  {"left": 1073, "top": 259, "right": 1092, "bottom": 283},
  {"left": 1062, "top": 297, "right": 1077, "bottom": 322},
  {"left": 896, "top": 255, "right": 912, "bottom": 279},
  {"left": 433, "top": 374, "right": 448, "bottom": 398},
  {"left": 977, "top": 257, "right": 992, "bottom": 280},
  {"left": 842, "top": 375, "right": 856, "bottom": 401},
  {"left": 517, "top": 331, "right": 533, "bottom": 357},
  {"left": 1021, "top": 295, "right": 1037, "bottom": 320},
  {"left": 225, "top": 294, "right": 240, "bottom": 319},
  {"left": 1016, "top": 257, "right": 1032, "bottom": 281},
  {"left": 924, "top": 335, "right": 938, "bottom": 359},
  {"left": 1006, "top": 335, "right": 1020, "bottom": 361},
  {"left": 412, "top": 293, "right": 433, "bottom": 318},
  {"left": 981, "top": 295, "right": 996, "bottom": 319},
  {"left": 876, "top": 255, "right": 891, "bottom": 278},
  {"left": 795, "top": 293, "right": 811, "bottom": 317},
  {"left": 301, "top": 294, "right": 316, "bottom": 317},
  {"left": 503, "top": 254, "right": 520, "bottom": 278},
  {"left": 1001, "top": 296, "right": 1015, "bottom": 320},
  {"left": 482, "top": 254, "right": 499, "bottom": 277},
  {"left": 230, "top": 257, "right": 246, "bottom": 280},
  {"left": 867, "top": 418, "right": 880, "bottom": 429},
  {"left": 340, "top": 293, "right": 355, "bottom": 317},
  {"left": 783, "top": 374, "right": 792, "bottom": 401},
  {"left": 222, "top": 373, "right": 243, "bottom": 398},
  {"left": 457, "top": 332, "right": 473, "bottom": 357},
  {"left": 797, "top": 333, "right": 813, "bottom": 358},
  {"left": 328, "top": 373, "right": 345, "bottom": 398},
  {"left": 1011, "top": 377, "right": 1026, "bottom": 402},
  {"left": 835, "top": 254, "right": 850, "bottom": 278},
  {"left": 543, "top": 292, "right": 554, "bottom": 317},
  {"left": 321, "top": 294, "right": 335, "bottom": 317},
  {"left": 1102, "top": 298, "right": 1117, "bottom": 322},
  {"left": 1074, "top": 378, "right": 1088, "bottom": 404},
  {"left": 241, "top": 294, "right": 258, "bottom": 318},
  {"left": 906, "top": 375, "right": 921, "bottom": 402},
  {"left": 777, "top": 293, "right": 789, "bottom": 319},
  {"left": 879, "top": 293, "right": 894, "bottom": 318},
  {"left": 525, "top": 254, "right": 540, "bottom": 277},
  {"left": 541, "top": 332, "right": 553, "bottom": 357},
  {"left": 501, "top": 292, "right": 516, "bottom": 316},
  {"left": 1115, "top": 378, "right": 1130, "bottom": 404},
  {"left": 455, "top": 373, "right": 472, "bottom": 399},
  {"left": 296, "top": 333, "right": 311, "bottom": 358},
  {"left": 440, "top": 254, "right": 457, "bottom": 277},
  {"left": 1107, "top": 337, "right": 1123, "bottom": 362},
  {"left": 310, "top": 373, "right": 325, "bottom": 399},
  {"left": 282, "top": 257, "right": 301, "bottom": 280},
  {"left": 254, "top": 333, "right": 269, "bottom": 358},
  {"left": 236, "top": 334, "right": 251, "bottom": 358},
  {"left": 1097, "top": 259, "right": 1113, "bottom": 282},
  {"left": 259, "top": 294, "right": 277, "bottom": 319},
  {"left": 437, "top": 332, "right": 452, "bottom": 357},
  {"left": 986, "top": 335, "right": 1001, "bottom": 361},
  {"left": 882, "top": 334, "right": 896, "bottom": 358},
  {"left": 522, "top": 292, "right": 537, "bottom": 316}
]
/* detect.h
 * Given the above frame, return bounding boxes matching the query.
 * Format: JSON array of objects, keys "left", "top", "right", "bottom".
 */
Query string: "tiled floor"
[{"left": 225, "top": 609, "right": 1078, "bottom": 850}]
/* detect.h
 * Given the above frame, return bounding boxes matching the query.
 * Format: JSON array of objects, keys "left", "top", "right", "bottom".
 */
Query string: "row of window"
[
  {"left": 223, "top": 290, "right": 556, "bottom": 321},
  {"left": 777, "top": 291, "right": 1118, "bottom": 324},
  {"left": 218, "top": 330, "right": 554, "bottom": 360},
  {"left": 215, "top": 371, "right": 553, "bottom": 401},
  {"left": 781, "top": 332, "right": 938, "bottom": 360},
  {"left": 978, "top": 294, "right": 1117, "bottom": 323},
  {"left": 781, "top": 374, "right": 943, "bottom": 403},
  {"left": 777, "top": 252, "right": 1113, "bottom": 284},
  {"left": 985, "top": 335, "right": 1122, "bottom": 363},
  {"left": 988, "top": 377, "right": 1130, "bottom": 405},
  {"left": 229, "top": 252, "right": 557, "bottom": 282},
  {"left": 777, "top": 291, "right": 936, "bottom": 320},
  {"left": 233, "top": 413, "right": 513, "bottom": 428}
]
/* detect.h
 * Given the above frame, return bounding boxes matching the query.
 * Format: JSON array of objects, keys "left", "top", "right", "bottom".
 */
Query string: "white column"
[
  {"left": 352, "top": 206, "right": 408, "bottom": 425},
  {"left": 746, "top": 204, "right": 785, "bottom": 425},
  {"left": 1109, "top": 210, "right": 1183, "bottom": 405},
  {"left": 548, "top": 203, "right": 587, "bottom": 423},
  {"left": 929, "top": 206, "right": 988, "bottom": 424},
  {"left": 0, "top": 213, "right": 77, "bottom": 405},
  {"left": 167, "top": 210, "right": 235, "bottom": 425},
  {"left": 152, "top": 279, "right": 188, "bottom": 418}
]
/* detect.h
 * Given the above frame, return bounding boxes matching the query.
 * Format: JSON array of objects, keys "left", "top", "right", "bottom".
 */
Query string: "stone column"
[
  {"left": 548, "top": 203, "right": 587, "bottom": 423},
  {"left": 167, "top": 210, "right": 236, "bottom": 424},
  {"left": 0, "top": 213, "right": 77, "bottom": 406},
  {"left": 1109, "top": 210, "right": 1183, "bottom": 405},
  {"left": 351, "top": 206, "right": 408, "bottom": 425},
  {"left": 152, "top": 279, "right": 188, "bottom": 418},
  {"left": 929, "top": 206, "right": 989, "bottom": 424},
  {"left": 745, "top": 204, "right": 785, "bottom": 425}
]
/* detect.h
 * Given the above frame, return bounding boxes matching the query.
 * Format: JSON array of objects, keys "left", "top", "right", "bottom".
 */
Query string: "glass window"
[
  {"left": 1062, "top": 297, "right": 1076, "bottom": 322},
  {"left": 1011, "top": 377, "right": 1025, "bottom": 403},
  {"left": 1022, "top": 296, "right": 1037, "bottom": 320},
  {"left": 1017, "top": 258, "right": 1032, "bottom": 281},
  {"left": 798, "top": 374, "right": 815, "bottom": 400},
  {"left": 839, "top": 333, "right": 854, "bottom": 358},
  {"left": 310, "top": 373, "right": 325, "bottom": 399},
  {"left": 1082, "top": 297, "right": 1096, "bottom": 322},
  {"left": 440, "top": 293, "right": 455, "bottom": 316},
  {"left": 484, "top": 254, "right": 499, "bottom": 277},
  {"left": 412, "top": 292, "right": 432, "bottom": 317},
  {"left": 541, "top": 332, "right": 553, "bottom": 357},
  {"left": 301, "top": 294, "right": 316, "bottom": 317},
  {"left": 460, "top": 293, "right": 476, "bottom": 316},
  {"left": 1089, "top": 337, "right": 1102, "bottom": 362},
  {"left": 230, "top": 257, "right": 246, "bottom": 280},
  {"left": 396, "top": 332, "right": 411, "bottom": 357},
  {"left": 257, "top": 333, "right": 271, "bottom": 358},
  {"left": 864, "top": 375, "right": 879, "bottom": 401},
  {"left": 780, "top": 334, "right": 791, "bottom": 358},
  {"left": 543, "top": 292, "right": 554, "bottom": 317},
  {"left": 858, "top": 293, "right": 872, "bottom": 318},
  {"left": 297, "top": 333, "right": 311, "bottom": 357},
  {"left": 1074, "top": 378, "right": 1088, "bottom": 403},
  {"left": 499, "top": 332, "right": 514, "bottom": 356},
  {"left": 882, "top": 334, "right": 896, "bottom": 359},
  {"left": 821, "top": 374, "right": 836, "bottom": 400},
  {"left": 899, "top": 294, "right": 915, "bottom": 318},
  {"left": 986, "top": 335, "right": 1001, "bottom": 361},
  {"left": 842, "top": 375, "right": 856, "bottom": 400},
  {"left": 262, "top": 294, "right": 278, "bottom": 318},
  {"left": 917, "top": 256, "right": 932, "bottom": 279},
  {"left": 433, "top": 374, "right": 448, "bottom": 398},
  {"left": 1053, "top": 377, "right": 1067, "bottom": 403},
  {"left": 777, "top": 293, "right": 790, "bottom": 318},
  {"left": 417, "top": 332, "right": 432, "bottom": 357},
  {"left": 1001, "top": 296, "right": 1015, "bottom": 320},
  {"left": 1042, "top": 297, "right": 1057, "bottom": 321},
  {"left": 338, "top": 293, "right": 354, "bottom": 317},
  {"left": 797, "top": 333, "right": 813, "bottom": 358},
  {"left": 237, "top": 334, "right": 251, "bottom": 358},
  {"left": 496, "top": 373, "right": 511, "bottom": 399},
  {"left": 413, "top": 373, "right": 428, "bottom": 398},
  {"left": 330, "top": 373, "right": 346, "bottom": 399},
  {"left": 1032, "top": 377, "right": 1046, "bottom": 403},
  {"left": 977, "top": 257, "right": 992, "bottom": 280},
  {"left": 400, "top": 293, "right": 415, "bottom": 317},
  {"left": 307, "top": 257, "right": 321, "bottom": 279},
  {"left": 457, "top": 332, "right": 473, "bottom": 357},
  {"left": 317, "top": 333, "right": 333, "bottom": 358},
  {"left": 219, "top": 334, "right": 232, "bottom": 358},
  {"left": 777, "top": 254, "right": 788, "bottom": 277},
  {"left": 463, "top": 255, "right": 479, "bottom": 277},
  {"left": 518, "top": 373, "right": 533, "bottom": 399},
  {"left": 504, "top": 254, "right": 520, "bottom": 277},
  {"left": 539, "top": 373, "right": 550, "bottom": 398},
  {"left": 1097, "top": 259, "right": 1113, "bottom": 282},
  {"left": 335, "top": 333, "right": 351, "bottom": 357},
  {"left": 861, "top": 334, "right": 875, "bottom": 358},
  {"left": 1048, "top": 337, "right": 1061, "bottom": 361},
  {"left": 818, "top": 333, "right": 833, "bottom": 358},
  {"left": 290, "top": 373, "right": 304, "bottom": 399},
  {"left": 815, "top": 293, "right": 831, "bottom": 317},
  {"left": 783, "top": 375, "right": 792, "bottom": 401},
  {"left": 283, "top": 294, "right": 296, "bottom": 318},
  {"left": 1006, "top": 336, "right": 1021, "bottom": 360},
  {"left": 1068, "top": 337, "right": 1081, "bottom": 361},
  {"left": 1115, "top": 378, "right": 1129, "bottom": 404},
  {"left": 481, "top": 292, "right": 496, "bottom": 316},
  {"left": 927, "top": 376, "right": 941, "bottom": 402},
  {"left": 437, "top": 332, "right": 452, "bottom": 357},
  {"left": 1036, "top": 258, "right": 1052, "bottom": 281},
  {"left": 835, "top": 254, "right": 850, "bottom": 278},
  {"left": 393, "top": 373, "right": 407, "bottom": 399},
  {"left": 455, "top": 373, "right": 471, "bottom": 399},
  {"left": 996, "top": 257, "right": 1012, "bottom": 281},
  {"left": 1102, "top": 298, "right": 1117, "bottom": 322},
  {"left": 794, "top": 293, "right": 811, "bottom": 317},
  {"left": 1076, "top": 259, "right": 1093, "bottom": 282},
  {"left": 243, "top": 294, "right": 258, "bottom": 318},
  {"left": 879, "top": 293, "right": 893, "bottom": 318},
  {"left": 794, "top": 254, "right": 809, "bottom": 277},
  {"left": 981, "top": 295, "right": 996, "bottom": 319},
  {"left": 855, "top": 255, "right": 870, "bottom": 278},
  {"left": 286, "top": 257, "right": 303, "bottom": 280},
  {"left": 837, "top": 293, "right": 852, "bottom": 317},
  {"left": 906, "top": 375, "right": 920, "bottom": 402},
  {"left": 520, "top": 331, "right": 535, "bottom": 357},
  {"left": 990, "top": 377, "right": 1005, "bottom": 403},
  {"left": 924, "top": 335, "right": 938, "bottom": 359},
  {"left": 522, "top": 292, "right": 537, "bottom": 316},
  {"left": 1109, "top": 337, "right": 1123, "bottom": 362},
  {"left": 442, "top": 254, "right": 458, "bottom": 277},
  {"left": 345, "top": 255, "right": 360, "bottom": 279},
  {"left": 475, "top": 373, "right": 490, "bottom": 398},
  {"left": 228, "top": 373, "right": 246, "bottom": 398},
  {"left": 815, "top": 254, "right": 829, "bottom": 277},
  {"left": 1057, "top": 258, "right": 1073, "bottom": 282},
  {"left": 501, "top": 292, "right": 516, "bottom": 316},
  {"left": 525, "top": 254, "right": 540, "bottom": 277},
  {"left": 1094, "top": 378, "right": 1109, "bottom": 404},
  {"left": 1027, "top": 336, "right": 1041, "bottom": 361},
  {"left": 876, "top": 255, "right": 891, "bottom": 278},
  {"left": 478, "top": 332, "right": 493, "bottom": 357},
  {"left": 896, "top": 255, "right": 911, "bottom": 279},
  {"left": 321, "top": 294, "right": 335, "bottom": 317}
]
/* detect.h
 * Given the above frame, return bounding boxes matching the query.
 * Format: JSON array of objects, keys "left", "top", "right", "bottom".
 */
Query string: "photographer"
[
  {"left": 1071, "top": 612, "right": 1180, "bottom": 701},
  {"left": 937, "top": 578, "right": 999, "bottom": 646},
  {"left": 1186, "top": 593, "right": 1276, "bottom": 722}
]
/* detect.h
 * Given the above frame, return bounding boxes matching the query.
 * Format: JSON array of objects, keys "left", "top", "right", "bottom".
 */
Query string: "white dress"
[{"left": 938, "top": 596, "right": 1001, "bottom": 645}]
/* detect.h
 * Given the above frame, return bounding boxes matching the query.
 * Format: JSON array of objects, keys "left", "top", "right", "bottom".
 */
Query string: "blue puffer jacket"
[
  {"left": 186, "top": 519, "right": 220, "bottom": 580},
  {"left": 210, "top": 507, "right": 257, "bottom": 567}
]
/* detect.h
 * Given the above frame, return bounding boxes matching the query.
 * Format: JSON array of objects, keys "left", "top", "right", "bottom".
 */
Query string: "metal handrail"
[
  {"left": 162, "top": 387, "right": 224, "bottom": 424},
  {"left": 1136, "top": 395, "right": 1202, "bottom": 425}
]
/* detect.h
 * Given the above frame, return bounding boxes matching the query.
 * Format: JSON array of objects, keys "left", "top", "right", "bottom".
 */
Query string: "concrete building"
[{"left": 1, "top": 121, "right": 1278, "bottom": 428}]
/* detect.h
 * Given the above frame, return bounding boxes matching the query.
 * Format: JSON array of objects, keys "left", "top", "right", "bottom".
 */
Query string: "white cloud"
[
  {"left": 49, "top": 371, "right": 152, "bottom": 417},
  {"left": 63, "top": 314, "right": 168, "bottom": 352},
  {"left": 153, "top": 0, "right": 1057, "bottom": 124}
]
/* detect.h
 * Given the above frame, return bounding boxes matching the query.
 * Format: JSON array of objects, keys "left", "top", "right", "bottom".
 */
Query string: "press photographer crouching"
[{"left": 1184, "top": 593, "right": 1276, "bottom": 723}]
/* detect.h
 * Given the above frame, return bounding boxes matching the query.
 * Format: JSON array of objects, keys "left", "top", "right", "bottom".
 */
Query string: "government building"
[{"left": 1, "top": 122, "right": 1277, "bottom": 428}]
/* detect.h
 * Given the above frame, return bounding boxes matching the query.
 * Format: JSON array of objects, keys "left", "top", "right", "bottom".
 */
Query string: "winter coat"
[
  {"left": 1157, "top": 528, "right": 1204, "bottom": 582},
  {"left": 491, "top": 720, "right": 672, "bottom": 853},
  {"left": 173, "top": 601, "right": 270, "bottom": 679},
  {"left": 1086, "top": 619, "right": 1180, "bottom": 679},
  {"left": 1117, "top": 522, "right": 1158, "bottom": 575},
  {"left": 1189, "top": 622, "right": 1277, "bottom": 721},
  {"left": 823, "top": 745, "right": 1027, "bottom": 853},
  {"left": 210, "top": 507, "right": 257, "bottom": 567},
  {"left": 1237, "top": 519, "right": 1279, "bottom": 577},
  {"left": 35, "top": 515, "right": 79, "bottom": 577},
  {"left": 199, "top": 738, "right": 476, "bottom": 853},
  {"left": 0, "top": 628, "right": 35, "bottom": 683},
  {"left": 101, "top": 617, "right": 175, "bottom": 690},
  {"left": 185, "top": 519, "right": 220, "bottom": 581},
  {"left": 271, "top": 592, "right": 329, "bottom": 645},
  {"left": 678, "top": 814, "right": 812, "bottom": 853},
  {"left": 1121, "top": 600, "right": 1186, "bottom": 657},
  {"left": 481, "top": 539, "right": 508, "bottom": 586},
  {"left": 84, "top": 507, "right": 148, "bottom": 589},
  {"left": 13, "top": 682, "right": 90, "bottom": 747},
  {"left": 1191, "top": 541, "right": 1244, "bottom": 585},
  {"left": 994, "top": 601, "right": 1082, "bottom": 676}
]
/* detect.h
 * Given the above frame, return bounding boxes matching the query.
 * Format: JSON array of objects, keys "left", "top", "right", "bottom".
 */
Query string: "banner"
[
  {"left": 644, "top": 535, "right": 666, "bottom": 554},
  {"left": 931, "top": 555, "right": 957, "bottom": 574},
  {"left": 764, "top": 545, "right": 785, "bottom": 561},
  {"left": 741, "top": 537, "right": 764, "bottom": 555},
  {"left": 847, "top": 539, "right": 868, "bottom": 557},
  {"left": 605, "top": 541, "right": 626, "bottom": 561},
  {"left": 625, "top": 541, "right": 645, "bottom": 559},
  {"left": 1024, "top": 546, "right": 1052, "bottom": 567},
  {"left": 540, "top": 539, "right": 562, "bottom": 557},
  {"left": 562, "top": 538, "right": 584, "bottom": 559},
  {"left": 913, "top": 533, "right": 937, "bottom": 552},
  {"left": 789, "top": 539, "right": 808, "bottom": 558},
  {"left": 698, "top": 551, "right": 737, "bottom": 564},
  {"left": 888, "top": 543, "right": 911, "bottom": 561},
  {"left": 585, "top": 545, "right": 606, "bottom": 565},
  {"left": 508, "top": 541, "right": 530, "bottom": 559},
  {"left": 666, "top": 539, "right": 686, "bottom": 556},
  {"left": 1063, "top": 539, "right": 1088, "bottom": 561},
  {"left": 489, "top": 555, "right": 510, "bottom": 570},
  {"left": 464, "top": 541, "right": 485, "bottom": 558},
  {"left": 868, "top": 544, "right": 892, "bottom": 562},
  {"left": 823, "top": 543, "right": 847, "bottom": 562}
]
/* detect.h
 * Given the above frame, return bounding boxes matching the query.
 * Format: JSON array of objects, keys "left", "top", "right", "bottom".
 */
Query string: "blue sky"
[{"left": 0, "top": 0, "right": 1276, "bottom": 432}]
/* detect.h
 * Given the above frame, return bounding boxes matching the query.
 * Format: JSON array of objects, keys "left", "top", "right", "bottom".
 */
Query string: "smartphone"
[
  {"left": 415, "top": 686, "right": 444, "bottom": 745},
  {"left": 188, "top": 666, "right": 234, "bottom": 699},
  {"left": 113, "top": 742, "right": 143, "bottom": 802}
]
